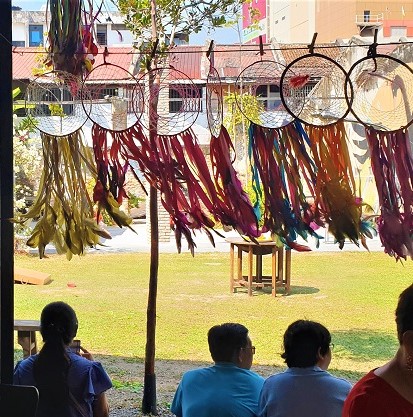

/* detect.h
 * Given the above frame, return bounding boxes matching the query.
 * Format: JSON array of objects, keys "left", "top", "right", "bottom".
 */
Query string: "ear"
[{"left": 402, "top": 330, "right": 413, "bottom": 349}]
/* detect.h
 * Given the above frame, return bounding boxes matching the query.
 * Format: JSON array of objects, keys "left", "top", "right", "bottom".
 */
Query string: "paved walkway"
[
  {"left": 27, "top": 220, "right": 383, "bottom": 255},
  {"left": 86, "top": 221, "right": 384, "bottom": 254}
]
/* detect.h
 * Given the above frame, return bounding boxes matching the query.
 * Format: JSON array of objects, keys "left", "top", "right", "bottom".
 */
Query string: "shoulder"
[
  {"left": 15, "top": 355, "right": 37, "bottom": 370},
  {"left": 263, "top": 371, "right": 288, "bottom": 387},
  {"left": 69, "top": 354, "right": 112, "bottom": 381},
  {"left": 323, "top": 370, "right": 352, "bottom": 388},
  {"left": 13, "top": 356, "right": 37, "bottom": 383},
  {"left": 344, "top": 373, "right": 382, "bottom": 416}
]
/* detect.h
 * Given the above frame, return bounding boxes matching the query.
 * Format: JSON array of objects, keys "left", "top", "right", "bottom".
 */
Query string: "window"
[
  {"left": 363, "top": 10, "right": 370, "bottom": 22},
  {"left": 40, "top": 88, "right": 73, "bottom": 116},
  {"left": 169, "top": 85, "right": 202, "bottom": 113},
  {"left": 96, "top": 24, "right": 107, "bottom": 45},
  {"left": 12, "top": 40, "right": 25, "bottom": 47},
  {"left": 29, "top": 25, "right": 43, "bottom": 47},
  {"left": 256, "top": 84, "right": 281, "bottom": 110}
]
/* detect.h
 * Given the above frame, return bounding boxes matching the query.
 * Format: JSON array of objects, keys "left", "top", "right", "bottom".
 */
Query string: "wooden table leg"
[
  {"left": 285, "top": 249, "right": 292, "bottom": 294},
  {"left": 237, "top": 247, "right": 242, "bottom": 282},
  {"left": 256, "top": 254, "right": 263, "bottom": 283},
  {"left": 271, "top": 246, "right": 276, "bottom": 297},
  {"left": 230, "top": 243, "right": 234, "bottom": 293},
  {"left": 248, "top": 247, "right": 253, "bottom": 296},
  {"left": 18, "top": 330, "right": 37, "bottom": 358},
  {"left": 277, "top": 248, "right": 284, "bottom": 285}
]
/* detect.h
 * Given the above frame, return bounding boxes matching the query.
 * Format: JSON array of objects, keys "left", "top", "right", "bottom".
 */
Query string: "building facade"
[
  {"left": 12, "top": 10, "right": 134, "bottom": 48},
  {"left": 243, "top": 0, "right": 413, "bottom": 43}
]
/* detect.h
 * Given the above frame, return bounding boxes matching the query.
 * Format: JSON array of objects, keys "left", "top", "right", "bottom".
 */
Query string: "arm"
[{"left": 93, "top": 392, "right": 109, "bottom": 417}]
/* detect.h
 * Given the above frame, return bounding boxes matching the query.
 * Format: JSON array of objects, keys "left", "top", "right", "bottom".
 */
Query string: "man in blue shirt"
[
  {"left": 258, "top": 320, "right": 352, "bottom": 417},
  {"left": 171, "top": 323, "right": 264, "bottom": 417}
]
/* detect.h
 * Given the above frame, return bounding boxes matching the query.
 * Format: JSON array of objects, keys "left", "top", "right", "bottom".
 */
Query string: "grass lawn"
[{"left": 14, "top": 250, "right": 413, "bottom": 381}]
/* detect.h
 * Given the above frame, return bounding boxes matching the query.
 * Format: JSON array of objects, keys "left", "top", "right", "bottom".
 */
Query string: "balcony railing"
[{"left": 356, "top": 13, "right": 384, "bottom": 25}]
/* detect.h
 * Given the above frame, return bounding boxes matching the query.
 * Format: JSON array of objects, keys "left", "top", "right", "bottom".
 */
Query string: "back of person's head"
[
  {"left": 34, "top": 302, "right": 78, "bottom": 417},
  {"left": 208, "top": 323, "right": 249, "bottom": 363},
  {"left": 396, "top": 283, "right": 413, "bottom": 343},
  {"left": 40, "top": 301, "right": 78, "bottom": 344},
  {"left": 281, "top": 320, "right": 331, "bottom": 368}
]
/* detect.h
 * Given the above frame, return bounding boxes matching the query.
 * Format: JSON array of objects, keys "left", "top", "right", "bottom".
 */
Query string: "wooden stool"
[{"left": 227, "top": 238, "right": 291, "bottom": 297}]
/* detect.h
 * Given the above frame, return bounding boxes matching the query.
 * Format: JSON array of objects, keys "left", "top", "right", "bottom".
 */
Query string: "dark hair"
[
  {"left": 208, "top": 323, "right": 249, "bottom": 362},
  {"left": 396, "top": 284, "right": 413, "bottom": 343},
  {"left": 33, "top": 302, "right": 78, "bottom": 416},
  {"left": 281, "top": 320, "right": 331, "bottom": 368}
]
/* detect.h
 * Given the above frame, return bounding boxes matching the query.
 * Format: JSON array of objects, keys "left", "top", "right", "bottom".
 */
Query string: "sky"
[{"left": 12, "top": 0, "right": 241, "bottom": 45}]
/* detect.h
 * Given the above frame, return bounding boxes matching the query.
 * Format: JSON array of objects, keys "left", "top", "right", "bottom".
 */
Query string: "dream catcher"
[
  {"left": 235, "top": 58, "right": 293, "bottom": 129},
  {"left": 279, "top": 37, "right": 373, "bottom": 248},
  {"left": 232, "top": 42, "right": 317, "bottom": 248},
  {"left": 345, "top": 40, "right": 413, "bottom": 132},
  {"left": 81, "top": 58, "right": 143, "bottom": 230},
  {"left": 136, "top": 66, "right": 200, "bottom": 135},
  {"left": 248, "top": 121, "right": 321, "bottom": 250},
  {"left": 18, "top": 70, "right": 109, "bottom": 259},
  {"left": 127, "top": 64, "right": 213, "bottom": 253},
  {"left": 204, "top": 44, "right": 260, "bottom": 241},
  {"left": 280, "top": 37, "right": 350, "bottom": 127},
  {"left": 346, "top": 35, "right": 413, "bottom": 259}
]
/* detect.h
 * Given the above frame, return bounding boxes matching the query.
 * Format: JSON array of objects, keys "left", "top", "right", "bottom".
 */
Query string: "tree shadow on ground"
[{"left": 332, "top": 328, "right": 398, "bottom": 362}]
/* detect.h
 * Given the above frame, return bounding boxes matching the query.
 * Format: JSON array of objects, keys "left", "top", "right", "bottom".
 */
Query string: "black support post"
[{"left": 0, "top": 0, "right": 15, "bottom": 383}]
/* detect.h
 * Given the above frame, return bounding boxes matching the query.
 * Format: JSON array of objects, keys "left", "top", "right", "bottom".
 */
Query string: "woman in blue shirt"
[{"left": 14, "top": 301, "right": 112, "bottom": 417}]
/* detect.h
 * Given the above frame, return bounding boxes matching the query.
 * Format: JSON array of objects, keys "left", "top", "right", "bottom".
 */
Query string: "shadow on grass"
[
  {"left": 333, "top": 329, "right": 398, "bottom": 362},
  {"left": 235, "top": 285, "right": 319, "bottom": 297}
]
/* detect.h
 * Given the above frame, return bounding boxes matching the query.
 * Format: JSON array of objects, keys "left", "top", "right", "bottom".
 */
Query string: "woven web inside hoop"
[
  {"left": 346, "top": 54, "right": 413, "bottom": 132},
  {"left": 235, "top": 60, "right": 292, "bottom": 129},
  {"left": 136, "top": 67, "right": 201, "bottom": 136},
  {"left": 206, "top": 66, "right": 223, "bottom": 137},
  {"left": 25, "top": 71, "right": 89, "bottom": 136},
  {"left": 81, "top": 63, "right": 142, "bottom": 132},
  {"left": 281, "top": 53, "right": 349, "bottom": 126}
]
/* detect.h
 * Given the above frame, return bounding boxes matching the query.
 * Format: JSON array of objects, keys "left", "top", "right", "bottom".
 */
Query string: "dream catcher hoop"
[
  {"left": 280, "top": 52, "right": 351, "bottom": 126},
  {"left": 81, "top": 62, "right": 143, "bottom": 132},
  {"left": 25, "top": 70, "right": 90, "bottom": 136},
  {"left": 136, "top": 66, "right": 201, "bottom": 136},
  {"left": 345, "top": 53, "right": 413, "bottom": 132},
  {"left": 206, "top": 44, "right": 224, "bottom": 138},
  {"left": 235, "top": 59, "right": 293, "bottom": 129}
]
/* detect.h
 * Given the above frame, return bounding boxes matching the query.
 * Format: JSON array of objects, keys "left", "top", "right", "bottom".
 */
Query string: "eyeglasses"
[
  {"left": 329, "top": 343, "right": 335, "bottom": 351},
  {"left": 242, "top": 346, "right": 256, "bottom": 355}
]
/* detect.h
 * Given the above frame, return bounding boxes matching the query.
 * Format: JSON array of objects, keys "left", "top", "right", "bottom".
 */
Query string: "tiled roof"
[
  {"left": 278, "top": 43, "right": 342, "bottom": 66},
  {"left": 169, "top": 45, "right": 203, "bottom": 80},
  {"left": 208, "top": 43, "right": 276, "bottom": 79},
  {"left": 12, "top": 47, "right": 135, "bottom": 80},
  {"left": 12, "top": 48, "right": 37, "bottom": 79}
]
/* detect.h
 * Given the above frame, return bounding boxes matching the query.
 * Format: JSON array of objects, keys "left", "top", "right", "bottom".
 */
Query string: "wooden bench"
[
  {"left": 226, "top": 237, "right": 291, "bottom": 297},
  {"left": 14, "top": 320, "right": 41, "bottom": 358}
]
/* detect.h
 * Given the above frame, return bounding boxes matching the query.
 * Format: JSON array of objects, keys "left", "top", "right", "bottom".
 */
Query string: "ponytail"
[{"left": 34, "top": 302, "right": 78, "bottom": 417}]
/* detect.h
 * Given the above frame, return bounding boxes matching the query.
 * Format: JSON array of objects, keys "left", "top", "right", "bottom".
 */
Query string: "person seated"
[
  {"left": 171, "top": 322, "right": 264, "bottom": 417},
  {"left": 14, "top": 301, "right": 112, "bottom": 417},
  {"left": 258, "top": 320, "right": 351, "bottom": 417},
  {"left": 343, "top": 283, "right": 413, "bottom": 417}
]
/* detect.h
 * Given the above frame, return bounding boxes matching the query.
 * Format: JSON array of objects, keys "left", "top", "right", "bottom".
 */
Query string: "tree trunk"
[
  {"left": 142, "top": 182, "right": 159, "bottom": 415},
  {"left": 142, "top": 0, "right": 159, "bottom": 413}
]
